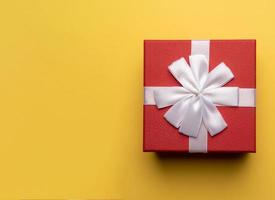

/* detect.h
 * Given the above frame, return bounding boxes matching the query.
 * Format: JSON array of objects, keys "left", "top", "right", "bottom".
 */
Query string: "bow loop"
[
  {"left": 203, "top": 62, "right": 234, "bottom": 90},
  {"left": 168, "top": 58, "right": 199, "bottom": 93},
  {"left": 203, "top": 87, "right": 239, "bottom": 106},
  {"left": 189, "top": 55, "right": 209, "bottom": 90}
]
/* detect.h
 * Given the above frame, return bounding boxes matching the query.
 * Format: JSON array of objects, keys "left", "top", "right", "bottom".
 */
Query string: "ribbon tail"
[
  {"left": 154, "top": 87, "right": 190, "bottom": 108},
  {"left": 178, "top": 96, "right": 203, "bottom": 137},
  {"left": 202, "top": 96, "right": 227, "bottom": 136},
  {"left": 164, "top": 95, "right": 193, "bottom": 128}
]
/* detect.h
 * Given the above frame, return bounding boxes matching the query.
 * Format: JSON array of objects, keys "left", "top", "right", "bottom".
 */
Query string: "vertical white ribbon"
[{"left": 189, "top": 40, "right": 210, "bottom": 153}]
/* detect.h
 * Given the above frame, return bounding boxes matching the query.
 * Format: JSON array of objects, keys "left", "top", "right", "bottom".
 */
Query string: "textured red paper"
[{"left": 143, "top": 40, "right": 256, "bottom": 153}]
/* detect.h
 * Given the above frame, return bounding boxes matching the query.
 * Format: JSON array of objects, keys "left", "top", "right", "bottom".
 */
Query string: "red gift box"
[{"left": 143, "top": 40, "right": 256, "bottom": 153}]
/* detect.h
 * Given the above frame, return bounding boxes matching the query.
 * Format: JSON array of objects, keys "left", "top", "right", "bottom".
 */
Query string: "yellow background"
[{"left": 0, "top": 0, "right": 273, "bottom": 199}]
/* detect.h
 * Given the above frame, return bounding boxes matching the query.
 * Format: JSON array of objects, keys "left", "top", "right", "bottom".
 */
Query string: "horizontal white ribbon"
[
  {"left": 144, "top": 40, "right": 255, "bottom": 152},
  {"left": 144, "top": 87, "right": 255, "bottom": 107}
]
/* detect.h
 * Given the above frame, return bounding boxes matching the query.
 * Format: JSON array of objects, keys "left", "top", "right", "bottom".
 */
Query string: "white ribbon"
[{"left": 144, "top": 40, "right": 256, "bottom": 152}]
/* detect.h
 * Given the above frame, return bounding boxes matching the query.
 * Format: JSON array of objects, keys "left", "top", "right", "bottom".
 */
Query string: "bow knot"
[{"left": 154, "top": 55, "right": 239, "bottom": 138}]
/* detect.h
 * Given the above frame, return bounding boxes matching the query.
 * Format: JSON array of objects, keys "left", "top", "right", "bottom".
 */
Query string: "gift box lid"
[{"left": 143, "top": 40, "right": 256, "bottom": 153}]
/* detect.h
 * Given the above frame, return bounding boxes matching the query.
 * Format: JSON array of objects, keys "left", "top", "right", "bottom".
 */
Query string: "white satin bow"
[{"left": 154, "top": 55, "right": 239, "bottom": 138}]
